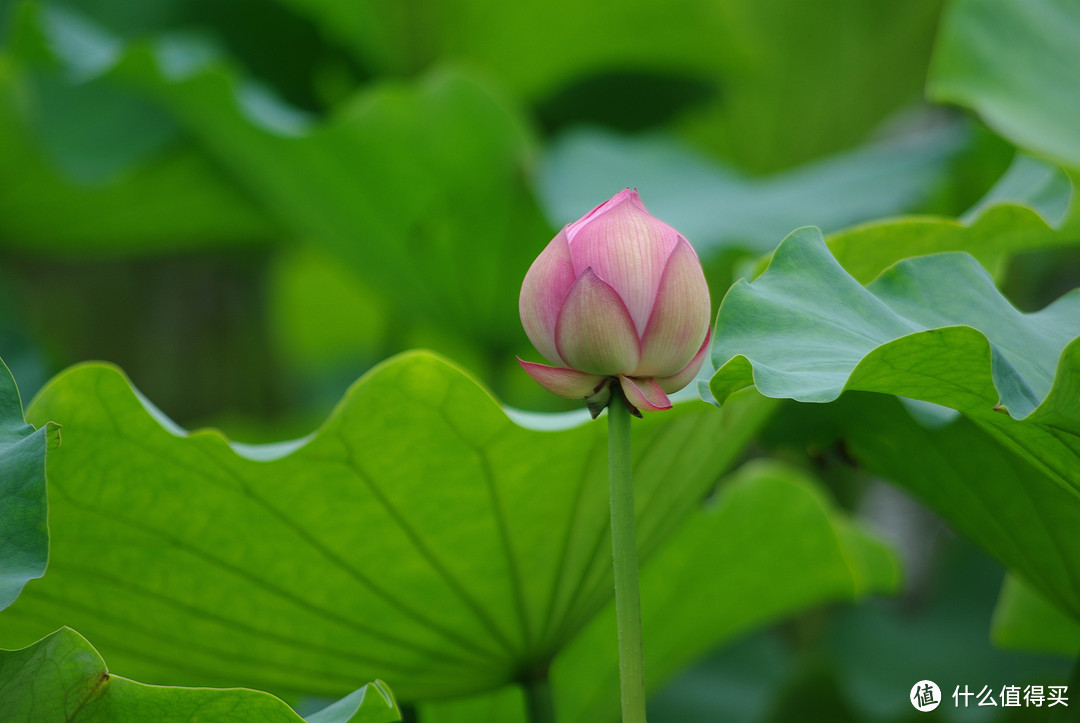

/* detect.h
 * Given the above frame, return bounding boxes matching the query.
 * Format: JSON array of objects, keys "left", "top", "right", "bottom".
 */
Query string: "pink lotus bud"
[{"left": 518, "top": 188, "right": 711, "bottom": 414}]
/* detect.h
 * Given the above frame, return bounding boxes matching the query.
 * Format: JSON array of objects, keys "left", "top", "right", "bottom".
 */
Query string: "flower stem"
[
  {"left": 608, "top": 388, "right": 647, "bottom": 723},
  {"left": 524, "top": 668, "right": 555, "bottom": 723}
]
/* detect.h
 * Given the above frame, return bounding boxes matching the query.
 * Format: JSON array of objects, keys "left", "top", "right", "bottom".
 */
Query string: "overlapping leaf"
[
  {"left": 419, "top": 461, "right": 899, "bottom": 723},
  {"left": 123, "top": 61, "right": 550, "bottom": 347},
  {"left": 12, "top": 4, "right": 550, "bottom": 350},
  {"left": 819, "top": 147, "right": 1076, "bottom": 292},
  {"left": 710, "top": 226, "right": 1080, "bottom": 490},
  {"left": 0, "top": 627, "right": 400, "bottom": 723},
  {"left": 928, "top": 0, "right": 1080, "bottom": 253},
  {"left": 278, "top": 0, "right": 942, "bottom": 174},
  {"left": 0, "top": 352, "right": 771, "bottom": 702},
  {"left": 0, "top": 9, "right": 278, "bottom": 255},
  {"left": 0, "top": 357, "right": 54, "bottom": 612},
  {"left": 826, "top": 201, "right": 1070, "bottom": 287},
  {"left": 929, "top": 0, "right": 1080, "bottom": 169},
  {"left": 963, "top": 155, "right": 1073, "bottom": 228},
  {"left": 537, "top": 124, "right": 964, "bottom": 255}
]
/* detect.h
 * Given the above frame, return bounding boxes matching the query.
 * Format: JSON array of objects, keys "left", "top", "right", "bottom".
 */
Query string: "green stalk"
[
  {"left": 608, "top": 389, "right": 647, "bottom": 723},
  {"left": 524, "top": 670, "right": 555, "bottom": 723}
]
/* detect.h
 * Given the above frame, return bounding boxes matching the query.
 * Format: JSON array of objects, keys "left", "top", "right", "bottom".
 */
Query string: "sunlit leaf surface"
[
  {"left": 418, "top": 461, "right": 898, "bottom": 723},
  {"left": 0, "top": 352, "right": 769, "bottom": 702}
]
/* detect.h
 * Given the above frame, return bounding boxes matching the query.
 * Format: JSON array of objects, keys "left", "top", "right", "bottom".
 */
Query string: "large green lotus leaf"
[
  {"left": 18, "top": 5, "right": 550, "bottom": 347},
  {"left": 0, "top": 357, "right": 54, "bottom": 611},
  {"left": 673, "top": 0, "right": 945, "bottom": 173},
  {"left": 709, "top": 226, "right": 1080, "bottom": 489},
  {"left": 21, "top": 71, "right": 179, "bottom": 186},
  {"left": 537, "top": 124, "right": 964, "bottom": 255},
  {"left": 418, "top": 461, "right": 899, "bottom": 723},
  {"left": 0, "top": 627, "right": 400, "bottom": 723},
  {"left": 929, "top": 0, "right": 1080, "bottom": 169},
  {"left": 992, "top": 575, "right": 1080, "bottom": 656},
  {"left": 0, "top": 352, "right": 771, "bottom": 702}
]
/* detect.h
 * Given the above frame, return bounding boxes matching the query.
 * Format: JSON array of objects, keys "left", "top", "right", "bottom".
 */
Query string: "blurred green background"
[{"left": 1, "top": 0, "right": 1077, "bottom": 720}]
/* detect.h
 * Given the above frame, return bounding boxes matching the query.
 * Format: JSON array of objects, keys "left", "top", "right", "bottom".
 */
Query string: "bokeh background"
[{"left": 1, "top": 0, "right": 1077, "bottom": 720}]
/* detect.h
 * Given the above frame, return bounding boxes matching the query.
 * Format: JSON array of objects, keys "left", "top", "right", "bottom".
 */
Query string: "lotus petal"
[
  {"left": 618, "top": 375, "right": 673, "bottom": 413},
  {"left": 566, "top": 191, "right": 681, "bottom": 334},
  {"left": 555, "top": 268, "right": 641, "bottom": 375},
  {"left": 637, "top": 238, "right": 711, "bottom": 377},
  {"left": 656, "top": 329, "right": 711, "bottom": 393},
  {"left": 517, "top": 359, "right": 607, "bottom": 399},
  {"left": 519, "top": 229, "right": 576, "bottom": 365}
]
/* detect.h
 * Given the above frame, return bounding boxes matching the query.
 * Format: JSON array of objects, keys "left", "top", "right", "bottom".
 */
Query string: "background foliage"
[{"left": 1, "top": 0, "right": 1078, "bottom": 720}]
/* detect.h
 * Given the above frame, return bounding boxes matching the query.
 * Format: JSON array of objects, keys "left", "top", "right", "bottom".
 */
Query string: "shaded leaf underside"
[{"left": 833, "top": 394, "right": 1080, "bottom": 621}]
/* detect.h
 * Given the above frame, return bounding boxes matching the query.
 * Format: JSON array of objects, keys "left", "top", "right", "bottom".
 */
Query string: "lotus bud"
[{"left": 518, "top": 188, "right": 711, "bottom": 415}]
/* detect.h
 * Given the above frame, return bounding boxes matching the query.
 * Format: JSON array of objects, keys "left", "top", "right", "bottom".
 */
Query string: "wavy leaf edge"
[
  {"left": 709, "top": 226, "right": 1080, "bottom": 427},
  {"left": 27, "top": 350, "right": 684, "bottom": 464}
]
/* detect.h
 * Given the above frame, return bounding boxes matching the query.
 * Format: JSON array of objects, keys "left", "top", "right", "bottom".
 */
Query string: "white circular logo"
[{"left": 910, "top": 680, "right": 941, "bottom": 712}]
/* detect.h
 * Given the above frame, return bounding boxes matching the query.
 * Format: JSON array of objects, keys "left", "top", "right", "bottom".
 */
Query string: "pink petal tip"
[
  {"left": 518, "top": 359, "right": 606, "bottom": 399},
  {"left": 618, "top": 375, "right": 673, "bottom": 413}
]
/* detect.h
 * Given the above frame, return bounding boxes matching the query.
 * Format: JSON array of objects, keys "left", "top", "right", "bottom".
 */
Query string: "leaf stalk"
[
  {"left": 524, "top": 668, "right": 555, "bottom": 723},
  {"left": 608, "top": 387, "right": 647, "bottom": 723}
]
